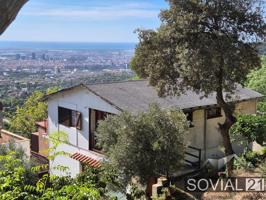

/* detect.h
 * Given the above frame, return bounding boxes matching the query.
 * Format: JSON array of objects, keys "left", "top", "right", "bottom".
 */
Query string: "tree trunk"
[
  {"left": 216, "top": 88, "right": 236, "bottom": 177},
  {"left": 0, "top": 0, "right": 28, "bottom": 35}
]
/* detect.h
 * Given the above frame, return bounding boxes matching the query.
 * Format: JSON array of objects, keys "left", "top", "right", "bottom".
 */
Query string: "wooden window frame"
[
  {"left": 58, "top": 106, "right": 82, "bottom": 130},
  {"left": 76, "top": 112, "right": 82, "bottom": 130},
  {"left": 89, "top": 108, "right": 112, "bottom": 152}
]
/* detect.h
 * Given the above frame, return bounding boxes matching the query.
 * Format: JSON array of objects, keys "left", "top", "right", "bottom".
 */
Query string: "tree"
[
  {"left": 0, "top": 133, "right": 113, "bottom": 199},
  {"left": 9, "top": 87, "right": 59, "bottom": 138},
  {"left": 0, "top": 151, "right": 107, "bottom": 199},
  {"left": 230, "top": 114, "right": 266, "bottom": 147},
  {"left": 9, "top": 91, "right": 47, "bottom": 137},
  {"left": 131, "top": 0, "right": 266, "bottom": 175},
  {"left": 0, "top": 140, "right": 39, "bottom": 186},
  {"left": 97, "top": 104, "right": 188, "bottom": 193},
  {"left": 0, "top": 0, "right": 28, "bottom": 35},
  {"left": 246, "top": 57, "right": 266, "bottom": 112}
]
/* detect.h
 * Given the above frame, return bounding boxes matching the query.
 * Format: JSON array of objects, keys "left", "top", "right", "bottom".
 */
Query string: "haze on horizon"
[{"left": 1, "top": 0, "right": 168, "bottom": 43}]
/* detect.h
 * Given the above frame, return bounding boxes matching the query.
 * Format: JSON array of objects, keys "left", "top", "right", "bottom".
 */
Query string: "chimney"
[{"left": 0, "top": 102, "right": 3, "bottom": 138}]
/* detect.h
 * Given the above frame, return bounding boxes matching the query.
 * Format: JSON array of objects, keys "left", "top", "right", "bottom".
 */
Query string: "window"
[
  {"left": 206, "top": 107, "right": 222, "bottom": 119},
  {"left": 184, "top": 110, "right": 194, "bottom": 127},
  {"left": 89, "top": 109, "right": 112, "bottom": 151},
  {"left": 58, "top": 107, "right": 82, "bottom": 130}
]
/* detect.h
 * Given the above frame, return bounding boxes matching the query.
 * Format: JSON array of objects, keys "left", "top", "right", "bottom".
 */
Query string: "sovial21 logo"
[{"left": 185, "top": 177, "right": 265, "bottom": 192}]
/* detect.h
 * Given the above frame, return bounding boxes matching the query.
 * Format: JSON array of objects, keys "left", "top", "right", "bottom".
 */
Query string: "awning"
[{"left": 70, "top": 152, "right": 101, "bottom": 168}]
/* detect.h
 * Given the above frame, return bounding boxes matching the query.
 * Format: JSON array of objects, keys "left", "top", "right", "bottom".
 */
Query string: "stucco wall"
[
  {"left": 48, "top": 86, "right": 258, "bottom": 177},
  {"left": 48, "top": 87, "right": 119, "bottom": 177},
  {"left": 185, "top": 109, "right": 205, "bottom": 148},
  {"left": 235, "top": 99, "right": 257, "bottom": 114},
  {"left": 187, "top": 99, "right": 257, "bottom": 161}
]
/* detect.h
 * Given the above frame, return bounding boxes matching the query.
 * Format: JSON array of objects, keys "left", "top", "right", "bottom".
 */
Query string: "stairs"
[{"left": 184, "top": 145, "right": 201, "bottom": 168}]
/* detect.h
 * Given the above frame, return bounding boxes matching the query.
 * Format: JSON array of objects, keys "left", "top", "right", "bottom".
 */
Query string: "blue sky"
[{"left": 1, "top": 0, "right": 168, "bottom": 43}]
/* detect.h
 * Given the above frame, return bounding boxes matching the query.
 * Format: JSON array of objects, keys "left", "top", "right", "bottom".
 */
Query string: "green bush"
[
  {"left": 230, "top": 114, "right": 266, "bottom": 146},
  {"left": 234, "top": 154, "right": 253, "bottom": 170},
  {"left": 97, "top": 104, "right": 188, "bottom": 193},
  {"left": 246, "top": 57, "right": 266, "bottom": 113},
  {"left": 261, "top": 147, "right": 266, "bottom": 156},
  {"left": 0, "top": 136, "right": 115, "bottom": 199},
  {"left": 244, "top": 151, "right": 260, "bottom": 166},
  {"left": 0, "top": 151, "right": 113, "bottom": 199},
  {"left": 261, "top": 162, "right": 266, "bottom": 176}
]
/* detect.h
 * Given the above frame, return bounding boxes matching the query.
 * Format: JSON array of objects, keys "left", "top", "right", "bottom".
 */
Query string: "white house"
[{"left": 45, "top": 80, "right": 263, "bottom": 177}]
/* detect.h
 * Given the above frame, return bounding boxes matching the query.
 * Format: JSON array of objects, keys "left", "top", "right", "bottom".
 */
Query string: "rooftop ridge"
[{"left": 85, "top": 79, "right": 147, "bottom": 86}]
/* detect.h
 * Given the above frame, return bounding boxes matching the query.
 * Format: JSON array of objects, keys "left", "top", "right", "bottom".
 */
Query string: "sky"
[{"left": 1, "top": 0, "right": 168, "bottom": 43}]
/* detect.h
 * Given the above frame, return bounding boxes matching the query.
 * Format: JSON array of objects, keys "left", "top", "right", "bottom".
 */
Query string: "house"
[{"left": 45, "top": 80, "right": 263, "bottom": 177}]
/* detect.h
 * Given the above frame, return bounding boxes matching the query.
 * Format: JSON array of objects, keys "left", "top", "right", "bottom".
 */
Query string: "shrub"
[
  {"left": 97, "top": 104, "right": 189, "bottom": 193},
  {"left": 230, "top": 114, "right": 266, "bottom": 147},
  {"left": 0, "top": 151, "right": 112, "bottom": 199}
]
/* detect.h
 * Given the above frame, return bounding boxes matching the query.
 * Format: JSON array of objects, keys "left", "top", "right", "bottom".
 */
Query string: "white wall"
[
  {"left": 48, "top": 86, "right": 258, "bottom": 176},
  {"left": 185, "top": 109, "right": 205, "bottom": 148},
  {"left": 48, "top": 87, "right": 119, "bottom": 177},
  {"left": 187, "top": 99, "right": 258, "bottom": 161}
]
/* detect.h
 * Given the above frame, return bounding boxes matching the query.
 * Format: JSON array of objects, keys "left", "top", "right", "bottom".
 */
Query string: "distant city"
[{"left": 0, "top": 41, "right": 136, "bottom": 117}]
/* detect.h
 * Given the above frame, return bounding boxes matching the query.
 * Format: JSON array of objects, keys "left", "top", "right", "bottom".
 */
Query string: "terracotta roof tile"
[{"left": 71, "top": 152, "right": 101, "bottom": 168}]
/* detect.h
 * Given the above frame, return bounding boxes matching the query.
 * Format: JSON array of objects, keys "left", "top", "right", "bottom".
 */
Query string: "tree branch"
[{"left": 0, "top": 0, "right": 28, "bottom": 35}]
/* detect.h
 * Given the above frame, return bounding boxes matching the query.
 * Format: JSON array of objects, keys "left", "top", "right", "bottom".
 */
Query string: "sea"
[{"left": 0, "top": 41, "right": 136, "bottom": 50}]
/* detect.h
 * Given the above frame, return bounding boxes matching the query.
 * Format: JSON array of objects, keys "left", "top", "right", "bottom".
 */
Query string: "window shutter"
[
  {"left": 76, "top": 112, "right": 82, "bottom": 130},
  {"left": 58, "top": 107, "right": 72, "bottom": 126}
]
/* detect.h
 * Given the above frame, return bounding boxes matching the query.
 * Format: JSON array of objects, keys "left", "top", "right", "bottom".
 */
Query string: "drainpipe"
[{"left": 203, "top": 109, "right": 207, "bottom": 161}]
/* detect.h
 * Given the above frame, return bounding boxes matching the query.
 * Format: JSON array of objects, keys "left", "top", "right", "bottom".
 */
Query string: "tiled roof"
[
  {"left": 70, "top": 152, "right": 101, "bottom": 168},
  {"left": 88, "top": 80, "right": 263, "bottom": 113},
  {"left": 44, "top": 80, "right": 263, "bottom": 113}
]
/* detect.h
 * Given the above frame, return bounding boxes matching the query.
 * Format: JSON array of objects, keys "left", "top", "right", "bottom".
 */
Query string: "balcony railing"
[{"left": 184, "top": 145, "right": 201, "bottom": 168}]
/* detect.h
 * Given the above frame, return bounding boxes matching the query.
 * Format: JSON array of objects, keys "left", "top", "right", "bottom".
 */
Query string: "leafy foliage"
[
  {"left": 0, "top": 133, "right": 114, "bottom": 200},
  {"left": 231, "top": 114, "right": 266, "bottom": 170},
  {"left": 131, "top": 0, "right": 265, "bottom": 175},
  {"left": 230, "top": 114, "right": 266, "bottom": 146},
  {"left": 48, "top": 131, "right": 70, "bottom": 162},
  {"left": 9, "top": 91, "right": 47, "bottom": 137},
  {"left": 0, "top": 140, "right": 39, "bottom": 186},
  {"left": 97, "top": 104, "right": 188, "bottom": 191},
  {"left": 131, "top": 0, "right": 265, "bottom": 97},
  {"left": 0, "top": 139, "right": 27, "bottom": 160},
  {"left": 247, "top": 57, "right": 266, "bottom": 94},
  {"left": 246, "top": 57, "right": 266, "bottom": 112},
  {"left": 9, "top": 87, "right": 59, "bottom": 138},
  {"left": 0, "top": 152, "right": 104, "bottom": 200},
  {"left": 234, "top": 149, "right": 266, "bottom": 170}
]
